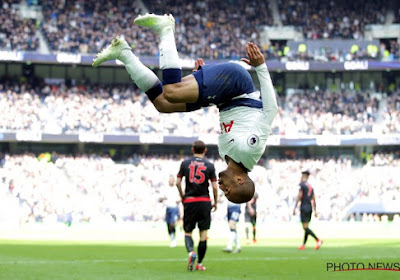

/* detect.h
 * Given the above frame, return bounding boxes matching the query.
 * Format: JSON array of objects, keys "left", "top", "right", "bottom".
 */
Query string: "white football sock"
[
  {"left": 159, "top": 26, "right": 181, "bottom": 70},
  {"left": 235, "top": 232, "right": 240, "bottom": 249},
  {"left": 119, "top": 49, "right": 160, "bottom": 92},
  {"left": 227, "top": 231, "right": 236, "bottom": 250}
]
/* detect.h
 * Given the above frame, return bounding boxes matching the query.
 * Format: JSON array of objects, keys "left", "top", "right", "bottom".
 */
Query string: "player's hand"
[
  {"left": 292, "top": 209, "right": 296, "bottom": 216},
  {"left": 314, "top": 212, "right": 318, "bottom": 218},
  {"left": 193, "top": 58, "right": 205, "bottom": 72},
  {"left": 212, "top": 204, "right": 217, "bottom": 212},
  {"left": 241, "top": 42, "right": 265, "bottom": 68}
]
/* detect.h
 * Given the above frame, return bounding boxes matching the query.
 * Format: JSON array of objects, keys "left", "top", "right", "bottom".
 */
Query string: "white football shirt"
[
  {"left": 164, "top": 185, "right": 180, "bottom": 208},
  {"left": 218, "top": 64, "right": 278, "bottom": 171}
]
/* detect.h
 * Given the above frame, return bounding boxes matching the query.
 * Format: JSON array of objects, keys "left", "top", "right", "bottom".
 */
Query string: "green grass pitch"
[{"left": 0, "top": 238, "right": 399, "bottom": 280}]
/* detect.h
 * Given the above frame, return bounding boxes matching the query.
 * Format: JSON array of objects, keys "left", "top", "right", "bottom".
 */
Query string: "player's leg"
[
  {"left": 169, "top": 223, "right": 177, "bottom": 247},
  {"left": 252, "top": 216, "right": 257, "bottom": 243},
  {"left": 224, "top": 207, "right": 240, "bottom": 253},
  {"left": 301, "top": 222, "right": 309, "bottom": 249},
  {"left": 195, "top": 201, "right": 212, "bottom": 271},
  {"left": 245, "top": 223, "right": 250, "bottom": 244},
  {"left": 183, "top": 202, "right": 197, "bottom": 271},
  {"left": 92, "top": 37, "right": 187, "bottom": 113},
  {"left": 185, "top": 232, "right": 197, "bottom": 271},
  {"left": 134, "top": 14, "right": 199, "bottom": 105},
  {"left": 165, "top": 208, "right": 177, "bottom": 247},
  {"left": 305, "top": 227, "right": 318, "bottom": 240},
  {"left": 232, "top": 220, "right": 241, "bottom": 253},
  {"left": 165, "top": 208, "right": 170, "bottom": 237},
  {"left": 300, "top": 211, "right": 323, "bottom": 249},
  {"left": 171, "top": 207, "right": 179, "bottom": 247},
  {"left": 195, "top": 230, "right": 208, "bottom": 271},
  {"left": 184, "top": 232, "right": 194, "bottom": 253},
  {"left": 244, "top": 214, "right": 251, "bottom": 244},
  {"left": 303, "top": 213, "right": 322, "bottom": 250},
  {"left": 299, "top": 210, "right": 309, "bottom": 247}
]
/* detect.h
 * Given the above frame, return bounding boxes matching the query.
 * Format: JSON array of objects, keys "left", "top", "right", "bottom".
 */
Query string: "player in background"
[
  {"left": 92, "top": 13, "right": 278, "bottom": 204},
  {"left": 245, "top": 192, "right": 258, "bottom": 244},
  {"left": 176, "top": 140, "right": 218, "bottom": 271},
  {"left": 223, "top": 201, "right": 242, "bottom": 253},
  {"left": 159, "top": 175, "right": 181, "bottom": 247},
  {"left": 293, "top": 170, "right": 323, "bottom": 250}
]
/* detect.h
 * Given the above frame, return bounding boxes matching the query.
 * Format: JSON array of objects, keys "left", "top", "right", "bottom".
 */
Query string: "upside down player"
[
  {"left": 293, "top": 170, "right": 323, "bottom": 250},
  {"left": 92, "top": 13, "right": 278, "bottom": 203},
  {"left": 176, "top": 140, "right": 218, "bottom": 271}
]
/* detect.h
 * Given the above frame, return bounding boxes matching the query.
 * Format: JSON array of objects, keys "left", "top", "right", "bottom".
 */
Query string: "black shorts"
[
  {"left": 300, "top": 210, "right": 312, "bottom": 223},
  {"left": 245, "top": 213, "right": 257, "bottom": 225},
  {"left": 183, "top": 201, "right": 212, "bottom": 232}
]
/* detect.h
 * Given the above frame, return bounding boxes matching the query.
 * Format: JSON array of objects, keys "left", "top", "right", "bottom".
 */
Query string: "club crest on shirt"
[{"left": 247, "top": 135, "right": 259, "bottom": 147}]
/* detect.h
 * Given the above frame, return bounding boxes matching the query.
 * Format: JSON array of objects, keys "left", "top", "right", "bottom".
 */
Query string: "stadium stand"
[
  {"left": 277, "top": 0, "right": 386, "bottom": 40},
  {"left": 381, "top": 90, "right": 400, "bottom": 134},
  {"left": 1, "top": 152, "right": 399, "bottom": 224},
  {"left": 1, "top": 80, "right": 396, "bottom": 135},
  {"left": 40, "top": 0, "right": 148, "bottom": 55},
  {"left": 0, "top": 0, "right": 39, "bottom": 51},
  {"left": 20, "top": 0, "right": 396, "bottom": 61}
]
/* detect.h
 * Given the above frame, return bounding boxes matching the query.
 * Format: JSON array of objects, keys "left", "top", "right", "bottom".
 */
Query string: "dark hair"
[{"left": 192, "top": 140, "right": 206, "bottom": 154}]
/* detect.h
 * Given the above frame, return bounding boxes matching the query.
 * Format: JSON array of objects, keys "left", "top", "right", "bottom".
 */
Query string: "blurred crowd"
[
  {"left": 277, "top": 90, "right": 380, "bottom": 135},
  {"left": 263, "top": 153, "right": 400, "bottom": 222},
  {"left": 278, "top": 0, "right": 386, "bottom": 40},
  {"left": 145, "top": 0, "right": 273, "bottom": 60},
  {"left": 1, "top": 0, "right": 399, "bottom": 62},
  {"left": 1, "top": 81, "right": 399, "bottom": 135},
  {"left": 39, "top": 0, "right": 272, "bottom": 60},
  {"left": 381, "top": 92, "right": 400, "bottom": 134},
  {"left": 0, "top": 152, "right": 399, "bottom": 225},
  {"left": 40, "top": 0, "right": 144, "bottom": 54},
  {"left": 0, "top": 0, "right": 39, "bottom": 51},
  {"left": 285, "top": 40, "right": 400, "bottom": 62}
]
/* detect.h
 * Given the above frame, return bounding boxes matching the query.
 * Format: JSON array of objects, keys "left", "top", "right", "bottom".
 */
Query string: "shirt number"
[{"left": 189, "top": 162, "right": 207, "bottom": 184}]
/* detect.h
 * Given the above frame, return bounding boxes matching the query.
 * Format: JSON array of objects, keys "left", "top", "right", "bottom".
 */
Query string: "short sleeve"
[
  {"left": 209, "top": 162, "right": 217, "bottom": 182},
  {"left": 177, "top": 161, "right": 185, "bottom": 178}
]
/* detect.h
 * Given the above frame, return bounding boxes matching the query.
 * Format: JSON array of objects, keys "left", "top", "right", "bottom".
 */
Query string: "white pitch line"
[
  {"left": 0, "top": 257, "right": 307, "bottom": 265},
  {"left": 135, "top": 257, "right": 310, "bottom": 263},
  {"left": 0, "top": 255, "right": 397, "bottom": 265}
]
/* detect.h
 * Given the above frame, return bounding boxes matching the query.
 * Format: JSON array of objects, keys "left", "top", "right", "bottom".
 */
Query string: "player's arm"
[
  {"left": 176, "top": 176, "right": 184, "bottom": 201},
  {"left": 247, "top": 201, "right": 255, "bottom": 216},
  {"left": 293, "top": 190, "right": 303, "bottom": 215},
  {"left": 210, "top": 164, "right": 218, "bottom": 212},
  {"left": 312, "top": 193, "right": 317, "bottom": 217},
  {"left": 211, "top": 180, "right": 218, "bottom": 212},
  {"left": 241, "top": 42, "right": 278, "bottom": 126}
]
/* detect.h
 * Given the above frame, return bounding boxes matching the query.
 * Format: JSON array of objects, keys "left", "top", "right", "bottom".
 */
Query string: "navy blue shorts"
[
  {"left": 190, "top": 63, "right": 255, "bottom": 110},
  {"left": 165, "top": 207, "right": 179, "bottom": 224},
  {"left": 227, "top": 205, "right": 241, "bottom": 222}
]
